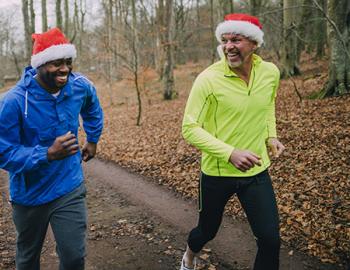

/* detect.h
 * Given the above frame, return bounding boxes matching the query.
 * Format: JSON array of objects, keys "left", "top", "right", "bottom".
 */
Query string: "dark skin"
[{"left": 36, "top": 59, "right": 97, "bottom": 162}]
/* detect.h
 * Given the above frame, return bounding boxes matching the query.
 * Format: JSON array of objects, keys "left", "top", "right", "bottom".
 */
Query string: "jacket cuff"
[
  {"left": 35, "top": 146, "right": 50, "bottom": 164},
  {"left": 268, "top": 129, "right": 277, "bottom": 138},
  {"left": 86, "top": 135, "right": 100, "bottom": 144},
  {"left": 224, "top": 146, "right": 235, "bottom": 162}
]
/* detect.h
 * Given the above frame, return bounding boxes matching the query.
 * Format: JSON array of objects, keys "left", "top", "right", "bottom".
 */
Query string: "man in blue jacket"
[{"left": 0, "top": 28, "right": 104, "bottom": 270}]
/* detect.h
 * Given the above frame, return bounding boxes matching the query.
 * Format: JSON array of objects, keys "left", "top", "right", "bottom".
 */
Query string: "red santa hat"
[
  {"left": 215, "top": 13, "right": 264, "bottom": 47},
  {"left": 31, "top": 28, "right": 76, "bottom": 68}
]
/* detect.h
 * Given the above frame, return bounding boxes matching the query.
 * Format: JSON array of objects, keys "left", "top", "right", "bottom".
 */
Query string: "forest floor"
[
  {"left": 0, "top": 53, "right": 349, "bottom": 269},
  {"left": 0, "top": 161, "right": 342, "bottom": 270}
]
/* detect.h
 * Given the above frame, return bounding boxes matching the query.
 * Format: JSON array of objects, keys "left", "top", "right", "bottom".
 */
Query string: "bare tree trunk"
[
  {"left": 103, "top": 0, "right": 114, "bottom": 105},
  {"left": 29, "top": 0, "right": 35, "bottom": 34},
  {"left": 296, "top": 0, "right": 312, "bottom": 57},
  {"left": 219, "top": 0, "right": 234, "bottom": 17},
  {"left": 174, "top": 0, "right": 185, "bottom": 64},
  {"left": 64, "top": 0, "right": 69, "bottom": 35},
  {"left": 56, "top": 0, "right": 63, "bottom": 29},
  {"left": 41, "top": 0, "right": 48, "bottom": 32},
  {"left": 193, "top": 0, "right": 201, "bottom": 62},
  {"left": 155, "top": 0, "right": 165, "bottom": 79},
  {"left": 250, "top": 0, "right": 261, "bottom": 16},
  {"left": 320, "top": 0, "right": 350, "bottom": 97},
  {"left": 72, "top": 0, "right": 79, "bottom": 35},
  {"left": 209, "top": 0, "right": 216, "bottom": 63},
  {"left": 22, "top": 0, "right": 31, "bottom": 62},
  {"left": 79, "top": 0, "right": 86, "bottom": 57},
  {"left": 131, "top": 0, "right": 142, "bottom": 125},
  {"left": 163, "top": 0, "right": 175, "bottom": 100},
  {"left": 314, "top": 0, "right": 327, "bottom": 58},
  {"left": 113, "top": 0, "right": 120, "bottom": 80},
  {"left": 281, "top": 0, "right": 301, "bottom": 77}
]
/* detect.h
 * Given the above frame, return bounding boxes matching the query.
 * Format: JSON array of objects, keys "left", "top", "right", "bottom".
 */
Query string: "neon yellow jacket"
[{"left": 182, "top": 54, "right": 280, "bottom": 177}]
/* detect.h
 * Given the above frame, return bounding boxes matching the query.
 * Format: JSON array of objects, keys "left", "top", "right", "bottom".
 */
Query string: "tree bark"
[
  {"left": 209, "top": 0, "right": 216, "bottom": 63},
  {"left": 281, "top": 0, "right": 301, "bottom": 77},
  {"left": 29, "top": 0, "right": 35, "bottom": 34},
  {"left": 321, "top": 0, "right": 350, "bottom": 97},
  {"left": 21, "top": 0, "right": 31, "bottom": 62},
  {"left": 217, "top": 0, "right": 234, "bottom": 22},
  {"left": 56, "top": 0, "right": 63, "bottom": 29},
  {"left": 79, "top": 0, "right": 86, "bottom": 56},
  {"left": 250, "top": 0, "right": 261, "bottom": 16},
  {"left": 41, "top": 0, "right": 48, "bottom": 32},
  {"left": 163, "top": 0, "right": 175, "bottom": 100},
  {"left": 131, "top": 0, "right": 142, "bottom": 125},
  {"left": 296, "top": 0, "right": 312, "bottom": 57},
  {"left": 314, "top": 0, "right": 327, "bottom": 58},
  {"left": 155, "top": 0, "right": 165, "bottom": 78},
  {"left": 64, "top": 0, "right": 69, "bottom": 35}
]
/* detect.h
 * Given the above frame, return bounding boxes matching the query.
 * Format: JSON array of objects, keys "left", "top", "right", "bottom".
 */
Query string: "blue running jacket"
[{"left": 0, "top": 67, "right": 104, "bottom": 206}]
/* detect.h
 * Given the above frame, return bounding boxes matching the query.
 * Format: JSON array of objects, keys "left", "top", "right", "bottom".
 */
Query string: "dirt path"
[{"left": 0, "top": 160, "right": 343, "bottom": 269}]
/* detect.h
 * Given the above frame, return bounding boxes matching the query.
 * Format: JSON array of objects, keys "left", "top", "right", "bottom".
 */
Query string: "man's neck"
[
  {"left": 34, "top": 76, "right": 60, "bottom": 94},
  {"left": 231, "top": 60, "right": 253, "bottom": 85}
]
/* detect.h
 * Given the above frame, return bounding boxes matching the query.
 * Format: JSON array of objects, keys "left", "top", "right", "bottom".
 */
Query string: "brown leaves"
[{"left": 0, "top": 171, "right": 15, "bottom": 269}]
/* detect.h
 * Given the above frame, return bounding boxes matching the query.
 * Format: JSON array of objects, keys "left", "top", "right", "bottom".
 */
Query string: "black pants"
[{"left": 187, "top": 170, "right": 280, "bottom": 270}]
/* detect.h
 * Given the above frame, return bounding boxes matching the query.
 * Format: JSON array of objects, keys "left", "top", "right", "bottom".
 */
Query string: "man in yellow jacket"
[{"left": 180, "top": 13, "right": 285, "bottom": 270}]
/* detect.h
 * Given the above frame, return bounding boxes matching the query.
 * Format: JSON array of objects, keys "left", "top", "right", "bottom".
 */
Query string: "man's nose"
[
  {"left": 225, "top": 41, "right": 236, "bottom": 49},
  {"left": 58, "top": 63, "right": 70, "bottom": 72}
]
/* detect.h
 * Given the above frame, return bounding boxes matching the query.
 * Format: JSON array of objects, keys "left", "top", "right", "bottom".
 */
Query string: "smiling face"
[
  {"left": 36, "top": 58, "right": 73, "bottom": 93},
  {"left": 221, "top": 33, "right": 257, "bottom": 70}
]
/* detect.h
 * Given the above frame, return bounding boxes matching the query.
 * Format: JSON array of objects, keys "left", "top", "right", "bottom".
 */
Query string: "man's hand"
[
  {"left": 47, "top": 131, "right": 79, "bottom": 161},
  {"left": 81, "top": 142, "right": 97, "bottom": 162},
  {"left": 267, "top": 137, "right": 285, "bottom": 158},
  {"left": 229, "top": 149, "right": 261, "bottom": 172}
]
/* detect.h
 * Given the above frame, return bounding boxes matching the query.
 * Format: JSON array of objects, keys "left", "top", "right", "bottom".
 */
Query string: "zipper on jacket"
[{"left": 248, "top": 67, "right": 255, "bottom": 96}]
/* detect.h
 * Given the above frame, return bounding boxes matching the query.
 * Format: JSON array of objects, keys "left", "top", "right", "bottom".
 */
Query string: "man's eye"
[
  {"left": 51, "top": 61, "right": 62, "bottom": 67},
  {"left": 66, "top": 58, "right": 73, "bottom": 65}
]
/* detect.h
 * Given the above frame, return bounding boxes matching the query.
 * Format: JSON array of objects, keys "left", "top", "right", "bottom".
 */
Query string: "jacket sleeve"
[
  {"left": 266, "top": 68, "right": 280, "bottom": 138},
  {"left": 182, "top": 75, "right": 234, "bottom": 162},
  {"left": 80, "top": 82, "right": 104, "bottom": 143},
  {"left": 0, "top": 95, "right": 49, "bottom": 174}
]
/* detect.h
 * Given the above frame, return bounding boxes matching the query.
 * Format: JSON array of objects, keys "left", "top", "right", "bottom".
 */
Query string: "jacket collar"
[{"left": 20, "top": 66, "right": 73, "bottom": 101}]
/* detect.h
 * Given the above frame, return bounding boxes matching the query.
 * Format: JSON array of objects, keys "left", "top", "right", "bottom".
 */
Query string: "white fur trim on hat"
[
  {"left": 215, "top": 21, "right": 264, "bottom": 47},
  {"left": 31, "top": 44, "right": 77, "bottom": 68}
]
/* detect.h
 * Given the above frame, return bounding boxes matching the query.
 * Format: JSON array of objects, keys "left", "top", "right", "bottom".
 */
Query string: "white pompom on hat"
[
  {"left": 215, "top": 13, "right": 264, "bottom": 47},
  {"left": 31, "top": 28, "right": 76, "bottom": 68}
]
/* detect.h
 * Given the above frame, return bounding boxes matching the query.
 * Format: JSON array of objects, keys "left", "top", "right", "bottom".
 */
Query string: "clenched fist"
[
  {"left": 47, "top": 131, "right": 79, "bottom": 161},
  {"left": 229, "top": 149, "right": 261, "bottom": 172}
]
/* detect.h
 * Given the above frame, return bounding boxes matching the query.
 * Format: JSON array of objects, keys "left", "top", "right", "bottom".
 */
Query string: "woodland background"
[{"left": 0, "top": 0, "right": 349, "bottom": 268}]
